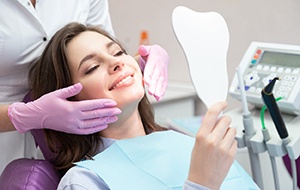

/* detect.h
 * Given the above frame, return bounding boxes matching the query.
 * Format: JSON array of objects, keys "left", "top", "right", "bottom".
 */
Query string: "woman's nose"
[{"left": 108, "top": 57, "right": 124, "bottom": 73}]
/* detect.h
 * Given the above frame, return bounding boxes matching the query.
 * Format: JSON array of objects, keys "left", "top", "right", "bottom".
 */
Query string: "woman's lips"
[{"left": 109, "top": 71, "right": 134, "bottom": 91}]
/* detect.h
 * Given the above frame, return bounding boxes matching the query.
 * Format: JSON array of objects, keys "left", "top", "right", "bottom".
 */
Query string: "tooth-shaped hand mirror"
[{"left": 172, "top": 6, "right": 229, "bottom": 108}]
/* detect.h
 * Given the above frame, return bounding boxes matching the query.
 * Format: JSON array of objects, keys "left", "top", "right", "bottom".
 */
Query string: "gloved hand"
[
  {"left": 8, "top": 83, "right": 121, "bottom": 134},
  {"left": 138, "top": 45, "right": 169, "bottom": 101}
]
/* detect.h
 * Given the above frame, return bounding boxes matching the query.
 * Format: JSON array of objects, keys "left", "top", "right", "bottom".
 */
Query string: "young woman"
[
  {"left": 1, "top": 0, "right": 169, "bottom": 173},
  {"left": 29, "top": 22, "right": 238, "bottom": 190}
]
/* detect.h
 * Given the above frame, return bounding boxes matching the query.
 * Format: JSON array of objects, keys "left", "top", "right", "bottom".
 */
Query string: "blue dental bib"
[{"left": 77, "top": 130, "right": 259, "bottom": 190}]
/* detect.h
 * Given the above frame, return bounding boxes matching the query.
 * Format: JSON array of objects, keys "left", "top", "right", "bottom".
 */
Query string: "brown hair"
[{"left": 29, "top": 22, "right": 165, "bottom": 175}]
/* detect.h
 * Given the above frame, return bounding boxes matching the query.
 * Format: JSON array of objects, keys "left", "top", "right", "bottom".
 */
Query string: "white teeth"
[{"left": 111, "top": 76, "right": 131, "bottom": 90}]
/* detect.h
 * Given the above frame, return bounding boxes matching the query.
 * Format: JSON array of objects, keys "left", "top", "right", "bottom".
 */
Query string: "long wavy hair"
[{"left": 29, "top": 22, "right": 165, "bottom": 175}]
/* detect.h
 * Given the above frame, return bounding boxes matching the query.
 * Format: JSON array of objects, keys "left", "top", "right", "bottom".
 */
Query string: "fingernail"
[
  {"left": 155, "top": 96, "right": 161, "bottom": 101},
  {"left": 106, "top": 116, "right": 118, "bottom": 124},
  {"left": 113, "top": 108, "right": 122, "bottom": 115}
]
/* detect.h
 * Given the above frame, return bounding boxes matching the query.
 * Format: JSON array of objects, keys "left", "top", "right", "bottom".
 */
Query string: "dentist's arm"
[
  {"left": 0, "top": 104, "right": 14, "bottom": 132},
  {"left": 188, "top": 101, "right": 237, "bottom": 190},
  {"left": 137, "top": 44, "right": 169, "bottom": 101},
  {"left": 4, "top": 83, "right": 121, "bottom": 135}
]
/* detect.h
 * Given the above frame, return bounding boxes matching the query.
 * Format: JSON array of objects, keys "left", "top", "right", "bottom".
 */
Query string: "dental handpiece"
[{"left": 261, "top": 77, "right": 289, "bottom": 139}]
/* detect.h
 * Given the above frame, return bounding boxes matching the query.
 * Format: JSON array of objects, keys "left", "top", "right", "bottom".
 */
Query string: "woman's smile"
[{"left": 109, "top": 71, "right": 134, "bottom": 91}]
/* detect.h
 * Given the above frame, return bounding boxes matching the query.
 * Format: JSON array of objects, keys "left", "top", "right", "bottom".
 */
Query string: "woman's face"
[{"left": 66, "top": 31, "right": 144, "bottom": 109}]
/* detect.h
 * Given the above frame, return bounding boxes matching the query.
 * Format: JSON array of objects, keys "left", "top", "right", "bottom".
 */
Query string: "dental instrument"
[
  {"left": 236, "top": 67, "right": 264, "bottom": 189},
  {"left": 261, "top": 77, "right": 297, "bottom": 190}
]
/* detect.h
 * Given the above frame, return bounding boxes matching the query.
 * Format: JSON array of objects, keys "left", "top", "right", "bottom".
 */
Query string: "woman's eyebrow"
[
  {"left": 78, "top": 54, "right": 96, "bottom": 71},
  {"left": 106, "top": 41, "right": 117, "bottom": 49}
]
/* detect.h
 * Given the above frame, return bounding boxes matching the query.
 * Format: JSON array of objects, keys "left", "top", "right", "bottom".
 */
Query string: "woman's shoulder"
[{"left": 57, "top": 166, "right": 109, "bottom": 190}]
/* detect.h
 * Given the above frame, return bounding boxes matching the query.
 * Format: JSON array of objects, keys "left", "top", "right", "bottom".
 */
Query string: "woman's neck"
[{"left": 99, "top": 108, "right": 146, "bottom": 140}]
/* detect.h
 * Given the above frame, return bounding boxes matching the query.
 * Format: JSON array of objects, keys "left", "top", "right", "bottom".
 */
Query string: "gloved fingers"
[
  {"left": 84, "top": 116, "right": 118, "bottom": 127},
  {"left": 80, "top": 107, "right": 121, "bottom": 120},
  {"left": 139, "top": 45, "right": 155, "bottom": 79},
  {"left": 143, "top": 61, "right": 156, "bottom": 85},
  {"left": 153, "top": 77, "right": 167, "bottom": 101},
  {"left": 146, "top": 68, "right": 160, "bottom": 96},
  {"left": 143, "top": 71, "right": 152, "bottom": 86},
  {"left": 74, "top": 115, "right": 118, "bottom": 134},
  {"left": 56, "top": 83, "right": 83, "bottom": 99},
  {"left": 138, "top": 57, "right": 147, "bottom": 72},
  {"left": 73, "top": 98, "right": 118, "bottom": 112},
  {"left": 151, "top": 77, "right": 164, "bottom": 100},
  {"left": 138, "top": 45, "right": 151, "bottom": 57},
  {"left": 72, "top": 123, "right": 110, "bottom": 135}
]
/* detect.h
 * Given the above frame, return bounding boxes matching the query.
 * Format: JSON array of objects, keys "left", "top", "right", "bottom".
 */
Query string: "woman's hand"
[
  {"left": 138, "top": 45, "right": 169, "bottom": 101},
  {"left": 188, "top": 101, "right": 237, "bottom": 190},
  {"left": 8, "top": 83, "right": 121, "bottom": 134}
]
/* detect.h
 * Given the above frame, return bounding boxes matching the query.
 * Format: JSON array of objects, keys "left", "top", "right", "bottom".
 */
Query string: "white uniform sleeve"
[
  {"left": 57, "top": 166, "right": 109, "bottom": 190},
  {"left": 87, "top": 0, "right": 115, "bottom": 36}
]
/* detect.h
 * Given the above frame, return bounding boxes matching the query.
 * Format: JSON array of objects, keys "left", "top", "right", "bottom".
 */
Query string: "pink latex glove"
[
  {"left": 8, "top": 83, "right": 121, "bottom": 134},
  {"left": 138, "top": 44, "right": 169, "bottom": 101}
]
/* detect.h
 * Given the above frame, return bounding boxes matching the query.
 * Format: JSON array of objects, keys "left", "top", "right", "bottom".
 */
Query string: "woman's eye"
[
  {"left": 85, "top": 65, "right": 100, "bottom": 75},
  {"left": 114, "top": 51, "right": 125, "bottom": 56}
]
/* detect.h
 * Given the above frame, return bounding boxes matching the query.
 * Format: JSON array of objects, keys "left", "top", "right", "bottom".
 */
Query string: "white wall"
[{"left": 109, "top": 0, "right": 300, "bottom": 111}]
